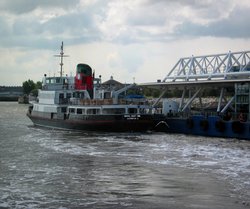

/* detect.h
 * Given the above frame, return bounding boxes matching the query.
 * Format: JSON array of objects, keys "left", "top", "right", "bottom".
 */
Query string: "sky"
[{"left": 0, "top": 0, "right": 250, "bottom": 86}]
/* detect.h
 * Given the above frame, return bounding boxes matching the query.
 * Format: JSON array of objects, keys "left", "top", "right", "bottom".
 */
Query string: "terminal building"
[{"left": 0, "top": 86, "right": 23, "bottom": 101}]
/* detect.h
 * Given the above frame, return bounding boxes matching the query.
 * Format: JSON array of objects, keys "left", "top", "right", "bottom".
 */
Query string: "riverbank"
[
  {"left": 0, "top": 95, "right": 28, "bottom": 103},
  {"left": 0, "top": 97, "right": 19, "bottom": 101}
]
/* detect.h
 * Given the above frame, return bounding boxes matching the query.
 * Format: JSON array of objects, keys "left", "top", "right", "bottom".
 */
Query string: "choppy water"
[{"left": 0, "top": 102, "right": 250, "bottom": 209}]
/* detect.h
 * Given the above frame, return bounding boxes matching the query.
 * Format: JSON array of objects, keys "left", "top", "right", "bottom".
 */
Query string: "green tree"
[
  {"left": 22, "top": 79, "right": 36, "bottom": 95},
  {"left": 36, "top": 81, "right": 42, "bottom": 89}
]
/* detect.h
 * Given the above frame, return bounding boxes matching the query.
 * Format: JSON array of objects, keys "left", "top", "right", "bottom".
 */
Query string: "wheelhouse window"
[
  {"left": 69, "top": 108, "right": 75, "bottom": 113},
  {"left": 77, "top": 108, "right": 83, "bottom": 114},
  {"left": 66, "top": 93, "right": 71, "bottom": 99},
  {"left": 59, "top": 93, "right": 64, "bottom": 99},
  {"left": 87, "top": 109, "right": 100, "bottom": 115},
  {"left": 128, "top": 108, "right": 137, "bottom": 114},
  {"left": 102, "top": 108, "right": 125, "bottom": 114}
]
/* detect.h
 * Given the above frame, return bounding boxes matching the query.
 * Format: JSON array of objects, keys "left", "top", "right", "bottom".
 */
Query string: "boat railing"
[
  {"left": 70, "top": 98, "right": 114, "bottom": 105},
  {"left": 69, "top": 98, "right": 149, "bottom": 106}
]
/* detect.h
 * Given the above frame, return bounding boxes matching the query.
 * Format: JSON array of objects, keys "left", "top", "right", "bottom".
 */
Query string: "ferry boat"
[
  {"left": 27, "top": 43, "right": 163, "bottom": 132},
  {"left": 142, "top": 51, "right": 250, "bottom": 140}
]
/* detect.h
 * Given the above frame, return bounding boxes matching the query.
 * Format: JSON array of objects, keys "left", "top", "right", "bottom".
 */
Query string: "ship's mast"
[{"left": 54, "top": 42, "right": 69, "bottom": 77}]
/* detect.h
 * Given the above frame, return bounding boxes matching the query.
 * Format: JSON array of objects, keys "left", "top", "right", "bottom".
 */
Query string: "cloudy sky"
[{"left": 0, "top": 0, "right": 250, "bottom": 86}]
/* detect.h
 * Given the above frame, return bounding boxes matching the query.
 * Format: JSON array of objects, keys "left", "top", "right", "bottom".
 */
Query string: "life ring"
[
  {"left": 186, "top": 118, "right": 194, "bottom": 129},
  {"left": 232, "top": 121, "right": 244, "bottom": 134},
  {"left": 215, "top": 120, "right": 225, "bottom": 132},
  {"left": 200, "top": 120, "right": 209, "bottom": 131}
]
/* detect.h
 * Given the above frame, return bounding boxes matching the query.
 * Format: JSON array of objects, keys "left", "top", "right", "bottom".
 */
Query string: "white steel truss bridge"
[
  {"left": 163, "top": 50, "right": 250, "bottom": 82},
  {"left": 140, "top": 50, "right": 250, "bottom": 115}
]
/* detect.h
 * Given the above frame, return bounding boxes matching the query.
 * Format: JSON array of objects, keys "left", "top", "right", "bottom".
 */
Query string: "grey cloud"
[
  {"left": 144, "top": 0, "right": 233, "bottom": 20},
  {"left": 145, "top": 0, "right": 226, "bottom": 9},
  {"left": 0, "top": 0, "right": 249, "bottom": 50},
  {"left": 127, "top": 10, "right": 166, "bottom": 26},
  {"left": 0, "top": 17, "right": 11, "bottom": 36},
  {"left": 12, "top": 17, "right": 42, "bottom": 36},
  {"left": 40, "top": 11, "right": 102, "bottom": 45},
  {"left": 122, "top": 0, "right": 236, "bottom": 42},
  {"left": 0, "top": 34, "right": 95, "bottom": 50},
  {"left": 211, "top": 7, "right": 250, "bottom": 38},
  {"left": 0, "top": 0, "right": 80, "bottom": 14},
  {"left": 44, "top": 12, "right": 95, "bottom": 34},
  {"left": 175, "top": 7, "right": 250, "bottom": 38},
  {"left": 0, "top": 4, "right": 103, "bottom": 49}
]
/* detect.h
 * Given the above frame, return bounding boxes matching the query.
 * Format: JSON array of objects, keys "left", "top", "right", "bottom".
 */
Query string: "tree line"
[{"left": 22, "top": 80, "right": 42, "bottom": 96}]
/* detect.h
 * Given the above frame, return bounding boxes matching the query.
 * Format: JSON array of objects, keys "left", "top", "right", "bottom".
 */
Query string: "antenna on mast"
[{"left": 54, "top": 41, "right": 69, "bottom": 77}]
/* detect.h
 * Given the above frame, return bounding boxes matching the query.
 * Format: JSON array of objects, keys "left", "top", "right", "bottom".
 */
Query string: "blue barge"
[{"left": 164, "top": 115, "right": 250, "bottom": 140}]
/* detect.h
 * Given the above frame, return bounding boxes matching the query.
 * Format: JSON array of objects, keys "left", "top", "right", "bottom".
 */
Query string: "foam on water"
[
  {"left": 138, "top": 134, "right": 250, "bottom": 201},
  {"left": 21, "top": 129, "right": 250, "bottom": 203}
]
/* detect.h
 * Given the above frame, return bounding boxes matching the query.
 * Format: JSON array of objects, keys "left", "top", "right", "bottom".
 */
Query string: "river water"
[{"left": 0, "top": 102, "right": 250, "bottom": 209}]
